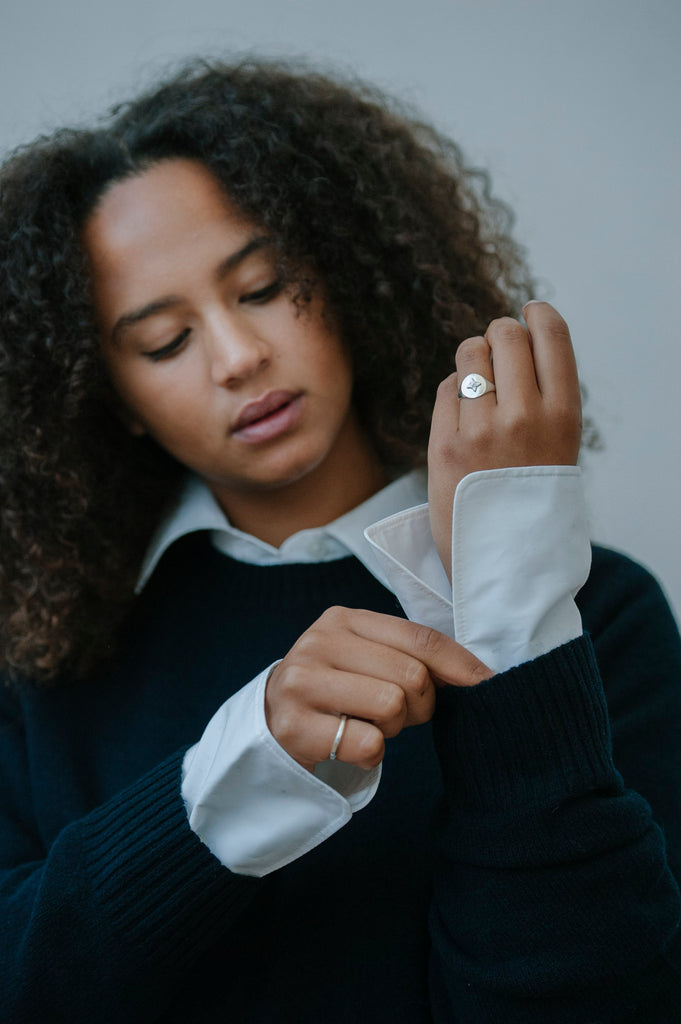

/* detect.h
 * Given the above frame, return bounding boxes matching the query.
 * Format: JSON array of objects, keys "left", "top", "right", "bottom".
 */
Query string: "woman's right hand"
[{"left": 265, "top": 607, "right": 491, "bottom": 771}]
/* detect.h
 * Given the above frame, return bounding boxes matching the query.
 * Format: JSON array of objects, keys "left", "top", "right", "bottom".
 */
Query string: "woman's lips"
[{"left": 231, "top": 390, "right": 303, "bottom": 442}]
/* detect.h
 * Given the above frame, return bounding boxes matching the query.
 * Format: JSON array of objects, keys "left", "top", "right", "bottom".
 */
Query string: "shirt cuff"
[
  {"left": 181, "top": 666, "right": 380, "bottom": 878},
  {"left": 364, "top": 504, "right": 454, "bottom": 637},
  {"left": 364, "top": 466, "right": 591, "bottom": 674}
]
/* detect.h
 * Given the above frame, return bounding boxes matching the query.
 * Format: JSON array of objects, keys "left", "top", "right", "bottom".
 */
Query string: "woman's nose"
[{"left": 206, "top": 315, "right": 270, "bottom": 386}]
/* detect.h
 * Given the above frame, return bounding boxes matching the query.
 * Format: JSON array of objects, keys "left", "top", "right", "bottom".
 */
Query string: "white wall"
[{"left": 2, "top": 0, "right": 680, "bottom": 617}]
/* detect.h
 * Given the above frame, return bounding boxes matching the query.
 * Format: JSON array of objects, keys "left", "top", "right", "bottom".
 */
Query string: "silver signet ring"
[{"left": 457, "top": 373, "right": 496, "bottom": 399}]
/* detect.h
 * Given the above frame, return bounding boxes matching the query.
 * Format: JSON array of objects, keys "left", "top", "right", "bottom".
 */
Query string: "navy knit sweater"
[{"left": 1, "top": 537, "right": 681, "bottom": 1022}]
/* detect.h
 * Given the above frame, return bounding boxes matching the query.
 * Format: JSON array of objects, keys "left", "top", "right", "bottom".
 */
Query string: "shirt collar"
[{"left": 136, "top": 469, "right": 427, "bottom": 593}]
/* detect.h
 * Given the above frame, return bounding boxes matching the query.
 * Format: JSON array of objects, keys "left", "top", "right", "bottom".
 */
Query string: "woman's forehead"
[
  {"left": 82, "top": 159, "right": 262, "bottom": 331},
  {"left": 84, "top": 160, "right": 249, "bottom": 255}
]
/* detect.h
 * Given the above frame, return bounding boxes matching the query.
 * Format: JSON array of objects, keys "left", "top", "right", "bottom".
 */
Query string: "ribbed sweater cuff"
[
  {"left": 433, "top": 634, "right": 616, "bottom": 812},
  {"left": 79, "top": 749, "right": 261, "bottom": 969}
]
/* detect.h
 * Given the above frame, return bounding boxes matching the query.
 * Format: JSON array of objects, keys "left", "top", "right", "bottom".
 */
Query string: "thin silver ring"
[
  {"left": 458, "top": 372, "right": 496, "bottom": 399},
  {"left": 329, "top": 714, "right": 348, "bottom": 761}
]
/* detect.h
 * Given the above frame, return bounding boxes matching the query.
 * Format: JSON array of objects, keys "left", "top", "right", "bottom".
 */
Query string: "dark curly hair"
[{"left": 0, "top": 57, "right": 536, "bottom": 685}]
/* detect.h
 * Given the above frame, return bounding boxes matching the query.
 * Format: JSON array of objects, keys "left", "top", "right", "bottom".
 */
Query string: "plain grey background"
[{"left": 2, "top": 0, "right": 680, "bottom": 617}]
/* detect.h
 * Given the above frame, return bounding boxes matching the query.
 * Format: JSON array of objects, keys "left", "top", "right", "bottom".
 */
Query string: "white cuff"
[
  {"left": 365, "top": 504, "right": 454, "bottom": 638},
  {"left": 451, "top": 467, "right": 590, "bottom": 670},
  {"left": 365, "top": 466, "right": 591, "bottom": 673},
  {"left": 181, "top": 666, "right": 380, "bottom": 877}
]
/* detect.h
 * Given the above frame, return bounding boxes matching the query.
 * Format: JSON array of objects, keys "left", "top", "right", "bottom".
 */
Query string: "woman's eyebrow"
[
  {"left": 215, "top": 234, "right": 272, "bottom": 280},
  {"left": 110, "top": 234, "right": 273, "bottom": 344}
]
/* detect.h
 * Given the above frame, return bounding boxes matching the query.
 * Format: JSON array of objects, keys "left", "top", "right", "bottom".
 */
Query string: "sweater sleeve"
[
  {"left": 0, "top": 698, "right": 263, "bottom": 1024},
  {"left": 428, "top": 552, "right": 681, "bottom": 1022}
]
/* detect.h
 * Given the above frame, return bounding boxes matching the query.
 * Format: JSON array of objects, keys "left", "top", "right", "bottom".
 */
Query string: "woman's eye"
[
  {"left": 239, "top": 280, "right": 282, "bottom": 305},
  {"left": 144, "top": 328, "right": 191, "bottom": 362}
]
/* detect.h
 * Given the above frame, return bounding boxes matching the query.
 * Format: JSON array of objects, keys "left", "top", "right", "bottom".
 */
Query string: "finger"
[
  {"left": 521, "top": 301, "right": 580, "bottom": 405},
  {"left": 454, "top": 336, "right": 496, "bottom": 407},
  {"left": 324, "top": 713, "right": 385, "bottom": 769},
  {"left": 290, "top": 611, "right": 439, "bottom": 722},
  {"left": 333, "top": 607, "right": 492, "bottom": 688},
  {"left": 484, "top": 316, "right": 538, "bottom": 404},
  {"left": 276, "top": 661, "right": 431, "bottom": 734},
  {"left": 431, "top": 370, "right": 461, "bottom": 431},
  {"left": 277, "top": 705, "right": 386, "bottom": 771},
  {"left": 323, "top": 635, "right": 437, "bottom": 725}
]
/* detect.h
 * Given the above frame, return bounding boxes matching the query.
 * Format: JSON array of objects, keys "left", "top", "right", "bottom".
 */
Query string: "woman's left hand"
[{"left": 428, "top": 301, "right": 582, "bottom": 581}]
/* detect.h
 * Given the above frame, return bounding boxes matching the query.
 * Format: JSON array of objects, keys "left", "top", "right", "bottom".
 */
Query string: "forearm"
[
  {"left": 0, "top": 749, "right": 262, "bottom": 1023},
  {"left": 429, "top": 634, "right": 681, "bottom": 1021}
]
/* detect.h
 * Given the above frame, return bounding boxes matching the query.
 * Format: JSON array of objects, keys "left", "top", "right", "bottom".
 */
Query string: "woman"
[{"left": 1, "top": 59, "right": 680, "bottom": 1022}]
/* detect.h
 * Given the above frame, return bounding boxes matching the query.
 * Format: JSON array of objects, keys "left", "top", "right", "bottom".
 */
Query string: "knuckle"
[
  {"left": 357, "top": 729, "right": 385, "bottom": 768},
  {"left": 292, "top": 630, "right": 323, "bottom": 663},
  {"left": 428, "top": 432, "right": 460, "bottom": 465},
  {"left": 273, "top": 662, "right": 307, "bottom": 701},
  {"left": 381, "top": 719, "right": 402, "bottom": 740},
  {"left": 377, "top": 684, "right": 407, "bottom": 722},
  {"left": 455, "top": 335, "right": 488, "bottom": 365},
  {"left": 501, "top": 408, "right": 530, "bottom": 439},
  {"left": 413, "top": 624, "right": 443, "bottom": 660},
  {"left": 552, "top": 402, "right": 581, "bottom": 432},
  {"left": 464, "top": 420, "right": 494, "bottom": 449},
  {"left": 319, "top": 605, "right": 349, "bottom": 628},
  {"left": 403, "top": 657, "right": 430, "bottom": 695},
  {"left": 407, "top": 689, "right": 436, "bottom": 726},
  {"left": 273, "top": 708, "right": 300, "bottom": 747}
]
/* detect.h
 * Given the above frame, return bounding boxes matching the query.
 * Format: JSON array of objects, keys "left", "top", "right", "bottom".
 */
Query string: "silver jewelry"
[
  {"left": 329, "top": 714, "right": 348, "bottom": 761},
  {"left": 458, "top": 372, "right": 496, "bottom": 399}
]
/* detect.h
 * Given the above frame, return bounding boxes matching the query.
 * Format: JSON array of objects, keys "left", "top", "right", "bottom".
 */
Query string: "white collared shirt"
[
  {"left": 140, "top": 466, "right": 590, "bottom": 876},
  {"left": 137, "top": 469, "right": 429, "bottom": 593}
]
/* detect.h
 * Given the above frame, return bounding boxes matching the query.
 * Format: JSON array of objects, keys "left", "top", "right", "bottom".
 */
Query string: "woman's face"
[{"left": 84, "top": 159, "right": 376, "bottom": 518}]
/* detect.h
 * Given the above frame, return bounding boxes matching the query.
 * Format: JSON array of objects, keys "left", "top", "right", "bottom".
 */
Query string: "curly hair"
[{"left": 0, "top": 57, "right": 535, "bottom": 684}]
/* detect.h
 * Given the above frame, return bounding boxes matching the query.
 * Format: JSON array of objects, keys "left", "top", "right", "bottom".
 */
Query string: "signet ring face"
[{"left": 457, "top": 373, "right": 496, "bottom": 399}]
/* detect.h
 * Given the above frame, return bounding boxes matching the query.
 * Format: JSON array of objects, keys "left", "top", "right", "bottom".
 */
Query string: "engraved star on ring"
[{"left": 458, "top": 373, "right": 496, "bottom": 399}]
